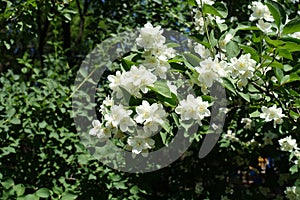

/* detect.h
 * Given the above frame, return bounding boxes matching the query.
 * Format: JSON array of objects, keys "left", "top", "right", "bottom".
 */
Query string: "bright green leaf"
[
  {"left": 36, "top": 188, "right": 50, "bottom": 198},
  {"left": 226, "top": 41, "right": 240, "bottom": 60},
  {"left": 14, "top": 184, "right": 25, "bottom": 196},
  {"left": 1, "top": 178, "right": 14, "bottom": 189},
  {"left": 282, "top": 17, "right": 300, "bottom": 35},
  {"left": 148, "top": 80, "right": 172, "bottom": 98}
]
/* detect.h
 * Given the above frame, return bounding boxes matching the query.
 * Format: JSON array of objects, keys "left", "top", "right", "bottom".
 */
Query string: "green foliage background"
[{"left": 0, "top": 0, "right": 299, "bottom": 199}]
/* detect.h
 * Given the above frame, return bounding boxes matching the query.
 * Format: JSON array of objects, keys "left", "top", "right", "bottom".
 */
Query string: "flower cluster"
[
  {"left": 175, "top": 94, "right": 211, "bottom": 125},
  {"left": 279, "top": 135, "right": 300, "bottom": 200},
  {"left": 195, "top": 57, "right": 227, "bottom": 92},
  {"left": 90, "top": 22, "right": 213, "bottom": 157},
  {"left": 249, "top": 1, "right": 274, "bottom": 33},
  {"left": 260, "top": 104, "right": 285, "bottom": 128},
  {"left": 108, "top": 65, "right": 157, "bottom": 98},
  {"left": 285, "top": 186, "right": 300, "bottom": 200},
  {"left": 138, "top": 22, "right": 175, "bottom": 79},
  {"left": 228, "top": 54, "right": 257, "bottom": 90},
  {"left": 279, "top": 136, "right": 298, "bottom": 152}
]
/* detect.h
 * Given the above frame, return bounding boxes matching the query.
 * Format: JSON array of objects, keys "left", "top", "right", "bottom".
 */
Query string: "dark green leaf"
[
  {"left": 148, "top": 80, "right": 172, "bottom": 98},
  {"left": 202, "top": 2, "right": 228, "bottom": 18},
  {"left": 240, "top": 45, "right": 260, "bottom": 62},
  {"left": 282, "top": 17, "right": 300, "bottom": 35},
  {"left": 237, "top": 91, "right": 250, "bottom": 102},
  {"left": 265, "top": 0, "right": 286, "bottom": 28},
  {"left": 221, "top": 77, "right": 236, "bottom": 95},
  {"left": 276, "top": 48, "right": 293, "bottom": 60}
]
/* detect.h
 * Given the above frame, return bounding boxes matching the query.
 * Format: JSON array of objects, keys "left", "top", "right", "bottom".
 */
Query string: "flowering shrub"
[
  {"left": 88, "top": 0, "right": 300, "bottom": 198},
  {"left": 1, "top": 0, "right": 300, "bottom": 199}
]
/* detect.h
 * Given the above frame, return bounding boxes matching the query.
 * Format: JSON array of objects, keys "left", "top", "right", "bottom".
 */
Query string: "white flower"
[
  {"left": 260, "top": 105, "right": 285, "bottom": 127},
  {"left": 142, "top": 56, "right": 160, "bottom": 69},
  {"left": 136, "top": 22, "right": 166, "bottom": 49},
  {"left": 250, "top": 2, "right": 274, "bottom": 22},
  {"left": 279, "top": 136, "right": 298, "bottom": 152},
  {"left": 195, "top": 57, "right": 225, "bottom": 88},
  {"left": 108, "top": 71, "right": 123, "bottom": 98},
  {"left": 108, "top": 65, "right": 157, "bottom": 98},
  {"left": 89, "top": 120, "right": 111, "bottom": 141},
  {"left": 193, "top": 10, "right": 205, "bottom": 34},
  {"left": 89, "top": 120, "right": 102, "bottom": 136},
  {"left": 127, "top": 131, "right": 155, "bottom": 156},
  {"left": 256, "top": 19, "right": 272, "bottom": 33},
  {"left": 228, "top": 54, "right": 256, "bottom": 88},
  {"left": 241, "top": 118, "right": 252, "bottom": 129},
  {"left": 194, "top": 43, "right": 211, "bottom": 59},
  {"left": 175, "top": 94, "right": 210, "bottom": 125},
  {"left": 219, "top": 33, "right": 233, "bottom": 51},
  {"left": 135, "top": 100, "right": 166, "bottom": 127},
  {"left": 100, "top": 96, "right": 114, "bottom": 114},
  {"left": 104, "top": 104, "right": 135, "bottom": 132},
  {"left": 223, "top": 130, "right": 239, "bottom": 142},
  {"left": 285, "top": 186, "right": 300, "bottom": 200}
]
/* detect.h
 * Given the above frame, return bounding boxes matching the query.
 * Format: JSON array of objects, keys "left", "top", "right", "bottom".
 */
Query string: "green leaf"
[
  {"left": 79, "top": 68, "right": 88, "bottom": 78},
  {"left": 226, "top": 41, "right": 240, "bottom": 60},
  {"left": 290, "top": 164, "right": 298, "bottom": 174},
  {"left": 160, "top": 132, "right": 167, "bottom": 145},
  {"left": 202, "top": 2, "right": 228, "bottom": 18},
  {"left": 274, "top": 68, "right": 284, "bottom": 82},
  {"left": 209, "top": 30, "right": 218, "bottom": 48},
  {"left": 289, "top": 110, "right": 299, "bottom": 120},
  {"left": 265, "top": 37, "right": 285, "bottom": 47},
  {"left": 39, "top": 121, "right": 47, "bottom": 128},
  {"left": 237, "top": 91, "right": 250, "bottom": 102},
  {"left": 283, "top": 64, "right": 293, "bottom": 72},
  {"left": 77, "top": 154, "right": 90, "bottom": 165},
  {"left": 282, "top": 17, "right": 300, "bottom": 35},
  {"left": 183, "top": 52, "right": 201, "bottom": 68},
  {"left": 1, "top": 178, "right": 14, "bottom": 189},
  {"left": 188, "top": 0, "right": 196, "bottom": 7},
  {"left": 240, "top": 45, "right": 260, "bottom": 62},
  {"left": 1, "top": 146, "right": 16, "bottom": 156},
  {"left": 148, "top": 80, "right": 172, "bottom": 98},
  {"left": 276, "top": 48, "right": 293, "bottom": 60},
  {"left": 7, "top": 108, "right": 16, "bottom": 118},
  {"left": 265, "top": 0, "right": 286, "bottom": 29},
  {"left": 158, "top": 93, "right": 178, "bottom": 108},
  {"left": 11, "top": 118, "right": 21, "bottom": 125},
  {"left": 236, "top": 25, "right": 260, "bottom": 31},
  {"left": 14, "top": 184, "right": 25, "bottom": 196},
  {"left": 250, "top": 110, "right": 260, "bottom": 118},
  {"left": 282, "top": 42, "right": 300, "bottom": 52},
  {"left": 36, "top": 188, "right": 50, "bottom": 198},
  {"left": 172, "top": 113, "right": 180, "bottom": 127},
  {"left": 166, "top": 42, "right": 181, "bottom": 48},
  {"left": 23, "top": 194, "right": 38, "bottom": 200},
  {"left": 61, "top": 192, "right": 78, "bottom": 200},
  {"left": 280, "top": 73, "right": 300, "bottom": 85},
  {"left": 221, "top": 77, "right": 237, "bottom": 95}
]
